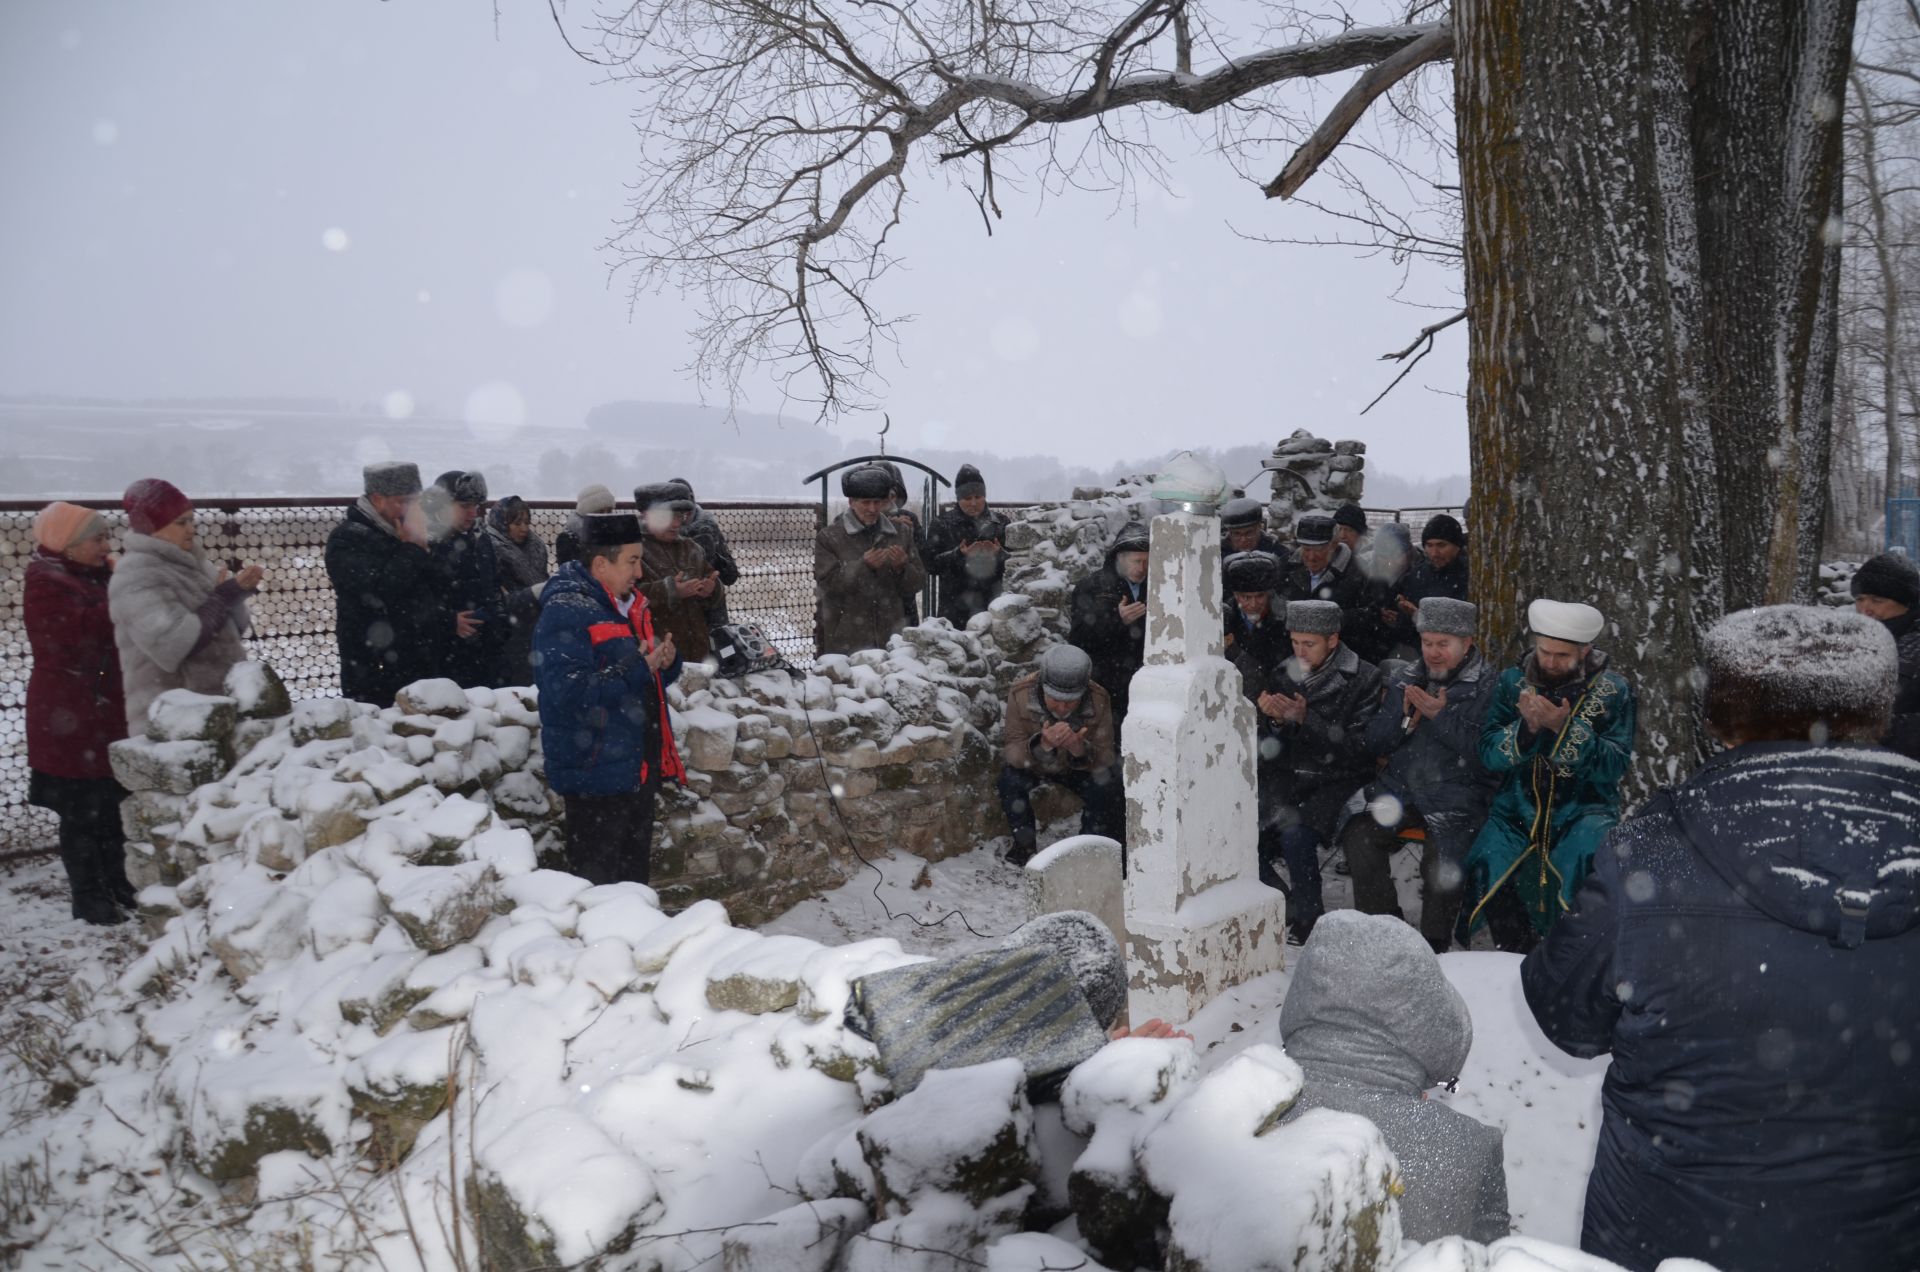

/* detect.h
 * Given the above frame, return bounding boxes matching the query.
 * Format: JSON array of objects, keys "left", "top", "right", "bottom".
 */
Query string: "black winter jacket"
[
  {"left": 324, "top": 503, "right": 450, "bottom": 707},
  {"left": 1521, "top": 742, "right": 1920, "bottom": 1272},
  {"left": 923, "top": 505, "right": 1008, "bottom": 627},
  {"left": 1402, "top": 551, "right": 1469, "bottom": 604},
  {"left": 1363, "top": 649, "right": 1496, "bottom": 818},
  {"left": 432, "top": 525, "right": 502, "bottom": 688},
  {"left": 682, "top": 504, "right": 741, "bottom": 586},
  {"left": 1879, "top": 607, "right": 1920, "bottom": 760},
  {"left": 1346, "top": 563, "right": 1418, "bottom": 666},
  {"left": 1069, "top": 545, "right": 1148, "bottom": 721},
  {"left": 1255, "top": 643, "right": 1384, "bottom": 825},
  {"left": 1224, "top": 593, "right": 1290, "bottom": 693}
]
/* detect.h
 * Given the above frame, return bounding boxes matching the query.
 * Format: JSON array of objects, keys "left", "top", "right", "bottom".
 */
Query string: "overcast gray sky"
[{"left": 0, "top": 0, "right": 1469, "bottom": 472}]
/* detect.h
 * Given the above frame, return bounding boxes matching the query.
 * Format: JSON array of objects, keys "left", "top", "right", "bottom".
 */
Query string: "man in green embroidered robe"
[{"left": 1462, "top": 599, "right": 1637, "bottom": 952}]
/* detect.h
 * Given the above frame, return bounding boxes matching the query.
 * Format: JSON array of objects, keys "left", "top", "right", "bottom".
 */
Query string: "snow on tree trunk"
[{"left": 1455, "top": 0, "right": 1856, "bottom": 796}]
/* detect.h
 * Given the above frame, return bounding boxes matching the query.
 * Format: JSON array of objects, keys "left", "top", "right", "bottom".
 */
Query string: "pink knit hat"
[
  {"left": 32, "top": 502, "right": 107, "bottom": 553},
  {"left": 122, "top": 478, "right": 193, "bottom": 535}
]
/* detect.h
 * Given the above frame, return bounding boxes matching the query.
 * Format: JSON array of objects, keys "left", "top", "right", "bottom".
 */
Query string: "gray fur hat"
[
  {"left": 996, "top": 911, "right": 1126, "bottom": 1030},
  {"left": 1286, "top": 599, "right": 1343, "bottom": 635},
  {"left": 1038, "top": 644, "right": 1094, "bottom": 702},
  {"left": 1414, "top": 597, "right": 1478, "bottom": 638},
  {"left": 842, "top": 464, "right": 893, "bottom": 499},
  {"left": 364, "top": 461, "right": 422, "bottom": 497},
  {"left": 1219, "top": 497, "right": 1266, "bottom": 530}
]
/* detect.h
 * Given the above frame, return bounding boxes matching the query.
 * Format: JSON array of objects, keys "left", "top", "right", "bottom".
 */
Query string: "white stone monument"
[{"left": 1121, "top": 453, "right": 1290, "bottom": 1024}]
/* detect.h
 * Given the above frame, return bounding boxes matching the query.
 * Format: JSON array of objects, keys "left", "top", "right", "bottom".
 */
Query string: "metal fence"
[{"left": 0, "top": 499, "right": 821, "bottom": 853}]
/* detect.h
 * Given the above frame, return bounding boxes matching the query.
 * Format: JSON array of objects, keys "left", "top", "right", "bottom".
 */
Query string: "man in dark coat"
[
  {"left": 814, "top": 463, "right": 927, "bottom": 655},
  {"left": 1068, "top": 520, "right": 1151, "bottom": 728},
  {"left": 923, "top": 463, "right": 1008, "bottom": 628},
  {"left": 1219, "top": 498, "right": 1287, "bottom": 586},
  {"left": 486, "top": 496, "right": 549, "bottom": 689},
  {"left": 1402, "top": 513, "right": 1470, "bottom": 604},
  {"left": 1249, "top": 599, "right": 1384, "bottom": 944},
  {"left": 635, "top": 481, "right": 723, "bottom": 664},
  {"left": 325, "top": 462, "right": 460, "bottom": 707},
  {"left": 1850, "top": 551, "right": 1920, "bottom": 759},
  {"left": 534, "top": 512, "right": 685, "bottom": 885},
  {"left": 1522, "top": 604, "right": 1920, "bottom": 1272},
  {"left": 1347, "top": 522, "right": 1419, "bottom": 667},
  {"left": 882, "top": 461, "right": 926, "bottom": 625},
  {"left": 1280, "top": 513, "right": 1366, "bottom": 611},
  {"left": 1222, "top": 550, "right": 1290, "bottom": 680},
  {"left": 997, "top": 645, "right": 1122, "bottom": 865},
  {"left": 425, "top": 470, "right": 501, "bottom": 688},
  {"left": 1345, "top": 597, "right": 1497, "bottom": 952}
]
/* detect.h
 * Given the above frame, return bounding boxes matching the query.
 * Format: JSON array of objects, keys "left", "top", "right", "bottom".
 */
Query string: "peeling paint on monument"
[{"left": 1120, "top": 467, "right": 1289, "bottom": 1026}]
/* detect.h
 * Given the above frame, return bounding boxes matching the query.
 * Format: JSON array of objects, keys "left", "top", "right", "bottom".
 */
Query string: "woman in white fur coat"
[{"left": 106, "top": 479, "right": 263, "bottom": 733}]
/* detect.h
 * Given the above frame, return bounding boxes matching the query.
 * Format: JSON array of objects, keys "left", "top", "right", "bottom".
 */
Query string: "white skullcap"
[{"left": 1528, "top": 598, "right": 1605, "bottom": 644}]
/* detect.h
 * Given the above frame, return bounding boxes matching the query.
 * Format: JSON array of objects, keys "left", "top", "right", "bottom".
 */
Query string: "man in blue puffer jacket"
[
  {"left": 534, "top": 511, "right": 684, "bottom": 885},
  {"left": 1523, "top": 605, "right": 1920, "bottom": 1272}
]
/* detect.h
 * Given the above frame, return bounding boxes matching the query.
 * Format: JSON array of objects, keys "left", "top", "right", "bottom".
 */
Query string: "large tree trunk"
[
  {"left": 1457, "top": 0, "right": 1717, "bottom": 794},
  {"left": 1456, "top": 0, "right": 1854, "bottom": 799}
]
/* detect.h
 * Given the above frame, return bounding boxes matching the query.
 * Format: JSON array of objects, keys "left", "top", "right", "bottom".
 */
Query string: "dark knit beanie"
[
  {"left": 122, "top": 478, "right": 192, "bottom": 535},
  {"left": 954, "top": 464, "right": 986, "bottom": 499},
  {"left": 1851, "top": 553, "right": 1920, "bottom": 610},
  {"left": 1333, "top": 504, "right": 1369, "bottom": 534},
  {"left": 1421, "top": 514, "right": 1467, "bottom": 547}
]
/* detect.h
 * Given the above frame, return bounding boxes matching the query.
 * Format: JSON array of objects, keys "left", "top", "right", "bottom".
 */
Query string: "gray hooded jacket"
[{"left": 1279, "top": 910, "right": 1509, "bottom": 1244}]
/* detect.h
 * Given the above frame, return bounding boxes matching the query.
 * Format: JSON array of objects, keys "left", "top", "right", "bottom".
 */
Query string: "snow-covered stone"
[
  {"left": 224, "top": 659, "right": 293, "bottom": 719},
  {"left": 297, "top": 779, "right": 375, "bottom": 851},
  {"left": 857, "top": 1059, "right": 1039, "bottom": 1214},
  {"left": 145, "top": 689, "right": 238, "bottom": 745},
  {"left": 395, "top": 678, "right": 471, "bottom": 717},
  {"left": 289, "top": 697, "right": 356, "bottom": 745},
  {"left": 109, "top": 737, "right": 226, "bottom": 795},
  {"left": 706, "top": 934, "right": 823, "bottom": 1014},
  {"left": 721, "top": 1197, "right": 871, "bottom": 1272},
  {"left": 380, "top": 863, "right": 503, "bottom": 952}
]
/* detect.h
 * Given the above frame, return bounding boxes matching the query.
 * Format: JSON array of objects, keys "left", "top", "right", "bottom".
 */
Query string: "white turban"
[{"left": 1528, "top": 598, "right": 1605, "bottom": 644}]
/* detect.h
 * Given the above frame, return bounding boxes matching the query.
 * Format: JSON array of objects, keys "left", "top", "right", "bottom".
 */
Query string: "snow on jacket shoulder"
[
  {"left": 533, "top": 562, "right": 683, "bottom": 797},
  {"left": 1280, "top": 911, "right": 1509, "bottom": 1244},
  {"left": 107, "top": 533, "right": 249, "bottom": 734},
  {"left": 1521, "top": 741, "right": 1920, "bottom": 1271},
  {"left": 25, "top": 550, "right": 125, "bottom": 779}
]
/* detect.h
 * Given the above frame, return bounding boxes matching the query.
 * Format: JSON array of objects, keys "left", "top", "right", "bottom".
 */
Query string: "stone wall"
[
  {"left": 110, "top": 434, "right": 1366, "bottom": 924},
  {"left": 113, "top": 603, "right": 1060, "bottom": 926}
]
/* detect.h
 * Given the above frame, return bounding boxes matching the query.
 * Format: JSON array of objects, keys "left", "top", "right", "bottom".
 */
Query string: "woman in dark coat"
[
  {"left": 1523, "top": 605, "right": 1920, "bottom": 1272},
  {"left": 25, "top": 502, "right": 133, "bottom": 925}
]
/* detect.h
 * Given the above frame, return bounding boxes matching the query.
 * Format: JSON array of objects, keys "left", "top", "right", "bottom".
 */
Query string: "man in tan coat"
[
  {"left": 998, "top": 644, "right": 1123, "bottom": 866},
  {"left": 814, "top": 463, "right": 927, "bottom": 656},
  {"left": 635, "top": 481, "right": 723, "bottom": 664}
]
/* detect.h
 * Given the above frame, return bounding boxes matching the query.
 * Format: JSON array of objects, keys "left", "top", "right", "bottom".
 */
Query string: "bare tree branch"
[{"left": 1265, "top": 24, "right": 1454, "bottom": 199}]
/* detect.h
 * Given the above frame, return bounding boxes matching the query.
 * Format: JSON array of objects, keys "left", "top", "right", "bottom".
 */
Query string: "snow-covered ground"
[
  {"left": 0, "top": 810, "right": 1606, "bottom": 1268},
  {"left": 770, "top": 835, "right": 1608, "bottom": 1247}
]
